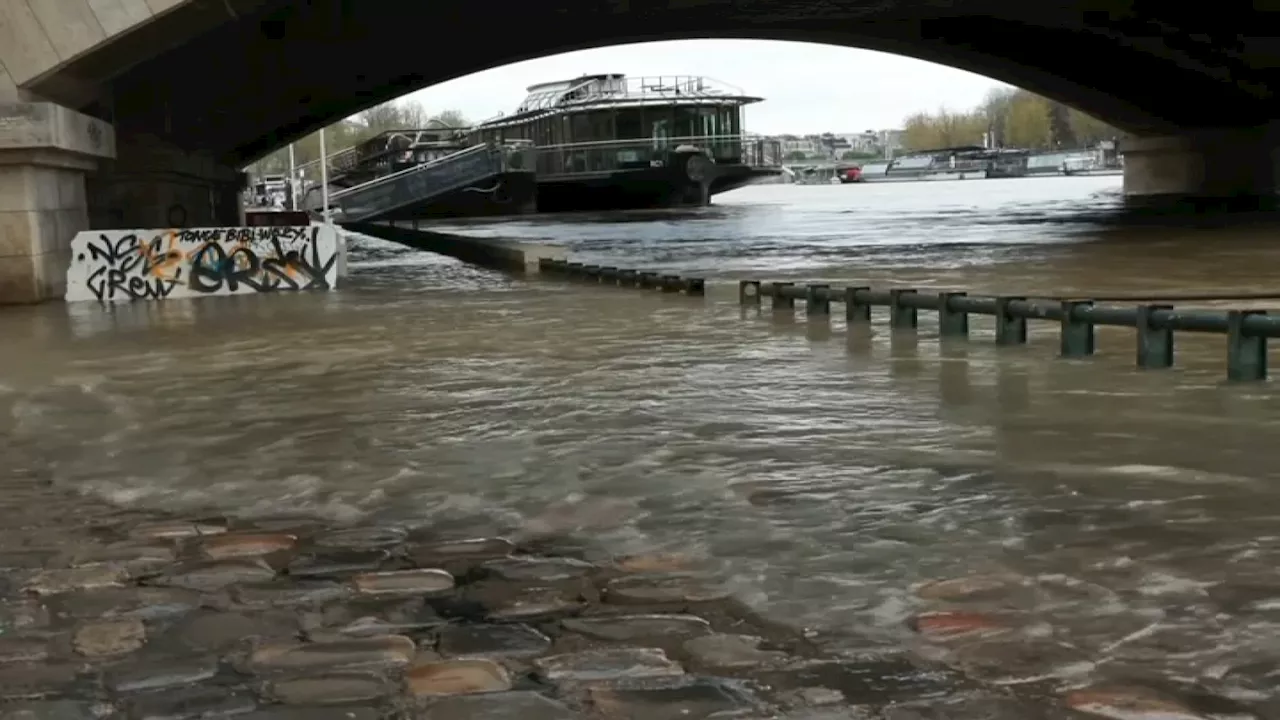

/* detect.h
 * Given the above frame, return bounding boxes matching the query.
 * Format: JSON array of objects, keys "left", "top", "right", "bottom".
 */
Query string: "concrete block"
[
  {"left": 88, "top": 0, "right": 152, "bottom": 35},
  {"left": 0, "top": 254, "right": 39, "bottom": 303},
  {"left": 0, "top": 209, "right": 39, "bottom": 256},
  {"left": 28, "top": 0, "right": 107, "bottom": 64},
  {"left": 34, "top": 247, "right": 68, "bottom": 298},
  {"left": 0, "top": 1, "right": 61, "bottom": 86},
  {"left": 0, "top": 102, "right": 115, "bottom": 160}
]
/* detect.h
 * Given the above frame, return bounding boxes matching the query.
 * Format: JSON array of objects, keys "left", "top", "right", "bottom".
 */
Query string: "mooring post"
[
  {"left": 617, "top": 269, "right": 638, "bottom": 287},
  {"left": 773, "top": 282, "right": 795, "bottom": 310},
  {"left": 1136, "top": 304, "right": 1174, "bottom": 369},
  {"left": 685, "top": 278, "right": 706, "bottom": 296},
  {"left": 638, "top": 272, "right": 658, "bottom": 289},
  {"left": 1060, "top": 300, "right": 1095, "bottom": 358},
  {"left": 538, "top": 257, "right": 555, "bottom": 273},
  {"left": 566, "top": 262, "right": 585, "bottom": 276},
  {"left": 1227, "top": 310, "right": 1268, "bottom": 381},
  {"left": 994, "top": 296, "right": 1027, "bottom": 345},
  {"left": 938, "top": 291, "right": 968, "bottom": 338},
  {"left": 599, "top": 266, "right": 618, "bottom": 284},
  {"left": 845, "top": 286, "right": 871, "bottom": 323},
  {"left": 583, "top": 264, "right": 601, "bottom": 281},
  {"left": 806, "top": 284, "right": 831, "bottom": 317},
  {"left": 889, "top": 289, "right": 917, "bottom": 329},
  {"left": 661, "top": 275, "right": 682, "bottom": 293},
  {"left": 739, "top": 280, "right": 761, "bottom": 305}
]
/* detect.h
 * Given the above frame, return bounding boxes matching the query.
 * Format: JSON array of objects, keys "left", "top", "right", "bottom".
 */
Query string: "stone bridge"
[{"left": 3, "top": 0, "right": 1280, "bottom": 302}]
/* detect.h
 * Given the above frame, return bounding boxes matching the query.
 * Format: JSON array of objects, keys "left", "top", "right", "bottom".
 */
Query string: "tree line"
[
  {"left": 901, "top": 87, "right": 1122, "bottom": 152},
  {"left": 250, "top": 100, "right": 469, "bottom": 175}
]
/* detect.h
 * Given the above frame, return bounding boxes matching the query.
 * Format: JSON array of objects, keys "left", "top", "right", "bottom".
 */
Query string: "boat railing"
[
  {"left": 516, "top": 75, "right": 749, "bottom": 113},
  {"left": 532, "top": 134, "right": 782, "bottom": 177}
]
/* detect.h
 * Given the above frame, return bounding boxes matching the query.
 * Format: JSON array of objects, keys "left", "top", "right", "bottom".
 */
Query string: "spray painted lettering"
[{"left": 66, "top": 226, "right": 341, "bottom": 303}]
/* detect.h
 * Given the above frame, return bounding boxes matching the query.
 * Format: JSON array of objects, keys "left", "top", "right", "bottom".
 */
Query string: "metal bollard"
[
  {"left": 1135, "top": 304, "right": 1174, "bottom": 369},
  {"left": 938, "top": 291, "right": 968, "bottom": 338},
  {"left": 1227, "top": 310, "right": 1268, "bottom": 381},
  {"left": 889, "top": 289, "right": 917, "bottom": 329},
  {"left": 806, "top": 284, "right": 830, "bottom": 316},
  {"left": 845, "top": 286, "right": 871, "bottom": 323},
  {"left": 1060, "top": 300, "right": 1095, "bottom": 358},
  {"left": 739, "top": 280, "right": 761, "bottom": 305},
  {"left": 994, "top": 296, "right": 1027, "bottom": 345}
]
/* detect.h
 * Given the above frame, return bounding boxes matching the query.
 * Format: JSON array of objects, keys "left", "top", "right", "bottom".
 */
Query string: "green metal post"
[
  {"left": 1060, "top": 301, "right": 1095, "bottom": 357},
  {"left": 806, "top": 284, "right": 830, "bottom": 316},
  {"left": 1227, "top": 310, "right": 1267, "bottom": 381},
  {"left": 845, "top": 286, "right": 870, "bottom": 323},
  {"left": 994, "top": 296, "right": 1027, "bottom": 345},
  {"left": 889, "top": 289, "right": 918, "bottom": 329},
  {"left": 774, "top": 282, "right": 795, "bottom": 310},
  {"left": 1136, "top": 304, "right": 1174, "bottom": 369},
  {"left": 739, "top": 280, "right": 761, "bottom": 305},
  {"left": 938, "top": 291, "right": 968, "bottom": 338}
]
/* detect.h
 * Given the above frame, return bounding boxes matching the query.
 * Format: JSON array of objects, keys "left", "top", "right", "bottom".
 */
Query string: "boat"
[
  {"left": 852, "top": 144, "right": 1123, "bottom": 183},
  {"left": 467, "top": 74, "right": 783, "bottom": 212}
]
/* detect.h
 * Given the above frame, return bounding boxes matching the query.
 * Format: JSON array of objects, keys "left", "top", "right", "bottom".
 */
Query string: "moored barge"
[{"left": 468, "top": 74, "right": 783, "bottom": 212}]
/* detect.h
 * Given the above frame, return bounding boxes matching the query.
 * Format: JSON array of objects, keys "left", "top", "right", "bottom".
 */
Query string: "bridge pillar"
[
  {"left": 87, "top": 133, "right": 246, "bottom": 230},
  {"left": 0, "top": 101, "right": 114, "bottom": 304},
  {"left": 1121, "top": 127, "right": 1280, "bottom": 212}
]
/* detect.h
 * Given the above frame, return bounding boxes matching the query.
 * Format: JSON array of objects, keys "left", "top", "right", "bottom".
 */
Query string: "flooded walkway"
[{"left": 4, "top": 176, "right": 1280, "bottom": 717}]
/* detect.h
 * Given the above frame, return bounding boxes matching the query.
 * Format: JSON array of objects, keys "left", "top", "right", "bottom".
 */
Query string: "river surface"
[{"left": 7, "top": 175, "right": 1280, "bottom": 704}]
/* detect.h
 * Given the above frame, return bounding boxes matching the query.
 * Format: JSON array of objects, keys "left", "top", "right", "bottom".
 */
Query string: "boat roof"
[
  {"left": 901, "top": 145, "right": 991, "bottom": 155},
  {"left": 474, "top": 74, "right": 762, "bottom": 130}
]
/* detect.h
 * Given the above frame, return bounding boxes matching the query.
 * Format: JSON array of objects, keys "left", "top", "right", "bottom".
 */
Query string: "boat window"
[
  {"left": 861, "top": 162, "right": 890, "bottom": 174},
  {"left": 616, "top": 109, "right": 644, "bottom": 139},
  {"left": 652, "top": 119, "right": 670, "bottom": 149},
  {"left": 893, "top": 155, "right": 933, "bottom": 169},
  {"left": 674, "top": 107, "right": 701, "bottom": 139}
]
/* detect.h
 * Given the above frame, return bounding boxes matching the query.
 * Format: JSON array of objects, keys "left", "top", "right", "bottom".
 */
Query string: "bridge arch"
[{"left": 61, "top": 0, "right": 1271, "bottom": 165}]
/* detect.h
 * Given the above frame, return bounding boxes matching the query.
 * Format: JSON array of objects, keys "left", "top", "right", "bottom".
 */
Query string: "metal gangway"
[{"left": 312, "top": 143, "right": 530, "bottom": 223}]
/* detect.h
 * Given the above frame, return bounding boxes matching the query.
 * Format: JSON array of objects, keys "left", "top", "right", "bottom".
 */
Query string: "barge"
[
  {"left": 853, "top": 144, "right": 1122, "bottom": 184},
  {"left": 468, "top": 74, "right": 783, "bottom": 212}
]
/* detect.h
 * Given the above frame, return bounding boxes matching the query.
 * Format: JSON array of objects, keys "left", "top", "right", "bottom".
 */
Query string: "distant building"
[{"left": 768, "top": 128, "right": 904, "bottom": 161}]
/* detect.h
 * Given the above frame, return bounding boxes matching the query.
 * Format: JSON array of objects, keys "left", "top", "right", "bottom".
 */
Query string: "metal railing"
[
  {"left": 328, "top": 143, "right": 533, "bottom": 223},
  {"left": 533, "top": 134, "right": 783, "bottom": 178},
  {"left": 738, "top": 281, "right": 1275, "bottom": 382},
  {"left": 517, "top": 75, "right": 750, "bottom": 113}
]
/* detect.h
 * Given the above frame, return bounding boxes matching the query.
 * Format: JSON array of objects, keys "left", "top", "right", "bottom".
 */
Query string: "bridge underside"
[{"left": 49, "top": 1, "right": 1280, "bottom": 167}]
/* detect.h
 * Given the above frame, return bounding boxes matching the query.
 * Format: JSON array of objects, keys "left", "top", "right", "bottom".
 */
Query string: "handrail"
[
  {"left": 532, "top": 134, "right": 765, "bottom": 152},
  {"left": 329, "top": 144, "right": 494, "bottom": 201}
]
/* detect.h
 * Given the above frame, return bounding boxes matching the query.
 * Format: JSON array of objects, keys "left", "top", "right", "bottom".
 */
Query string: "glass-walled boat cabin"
[{"left": 468, "top": 75, "right": 764, "bottom": 176}]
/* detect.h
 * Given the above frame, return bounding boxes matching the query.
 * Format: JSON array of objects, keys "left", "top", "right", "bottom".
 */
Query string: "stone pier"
[
  {"left": 1121, "top": 126, "right": 1280, "bottom": 212},
  {"left": 0, "top": 101, "right": 114, "bottom": 303}
]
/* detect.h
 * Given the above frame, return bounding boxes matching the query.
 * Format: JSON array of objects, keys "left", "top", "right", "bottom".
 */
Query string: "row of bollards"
[
  {"left": 740, "top": 280, "right": 1276, "bottom": 382},
  {"left": 539, "top": 258, "right": 706, "bottom": 295}
]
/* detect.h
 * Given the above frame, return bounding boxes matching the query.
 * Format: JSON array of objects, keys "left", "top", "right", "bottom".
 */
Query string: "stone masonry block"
[{"left": 0, "top": 254, "right": 40, "bottom": 303}]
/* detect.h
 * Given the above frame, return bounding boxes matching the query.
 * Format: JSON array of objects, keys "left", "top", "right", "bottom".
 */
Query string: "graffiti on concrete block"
[{"left": 66, "top": 226, "right": 340, "bottom": 303}]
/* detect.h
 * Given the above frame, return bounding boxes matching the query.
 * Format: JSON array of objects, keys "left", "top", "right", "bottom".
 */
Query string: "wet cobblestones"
[{"left": 0, "top": 494, "right": 1275, "bottom": 720}]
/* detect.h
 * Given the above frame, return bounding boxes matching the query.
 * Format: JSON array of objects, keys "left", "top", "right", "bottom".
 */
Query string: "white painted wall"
[{"left": 66, "top": 225, "right": 340, "bottom": 303}]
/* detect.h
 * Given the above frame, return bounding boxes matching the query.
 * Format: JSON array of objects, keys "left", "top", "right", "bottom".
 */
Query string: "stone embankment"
[{"left": 0, "top": 497, "right": 1268, "bottom": 719}]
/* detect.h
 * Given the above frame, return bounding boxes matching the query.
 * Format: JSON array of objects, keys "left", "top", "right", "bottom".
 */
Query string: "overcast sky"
[{"left": 403, "top": 40, "right": 1010, "bottom": 136}]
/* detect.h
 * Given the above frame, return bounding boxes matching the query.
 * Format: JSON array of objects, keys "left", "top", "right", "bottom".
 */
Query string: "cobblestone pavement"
[{"left": 0, "top": 474, "right": 1271, "bottom": 720}]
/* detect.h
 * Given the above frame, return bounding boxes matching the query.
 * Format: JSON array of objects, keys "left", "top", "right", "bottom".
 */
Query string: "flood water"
[{"left": 8, "top": 174, "right": 1280, "bottom": 709}]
